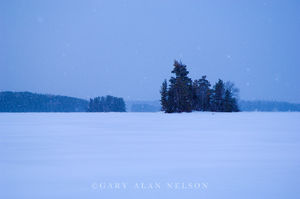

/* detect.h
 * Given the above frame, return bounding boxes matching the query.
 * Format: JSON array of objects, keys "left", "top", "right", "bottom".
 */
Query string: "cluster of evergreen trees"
[
  {"left": 88, "top": 95, "right": 126, "bottom": 112},
  {"left": 160, "top": 60, "right": 239, "bottom": 113}
]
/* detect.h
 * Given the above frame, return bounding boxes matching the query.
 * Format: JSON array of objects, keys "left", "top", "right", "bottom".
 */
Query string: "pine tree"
[
  {"left": 160, "top": 79, "right": 169, "bottom": 112},
  {"left": 224, "top": 81, "right": 239, "bottom": 112},
  {"left": 192, "top": 75, "right": 211, "bottom": 111},
  {"left": 168, "top": 60, "right": 193, "bottom": 112},
  {"left": 211, "top": 79, "right": 225, "bottom": 112},
  {"left": 224, "top": 89, "right": 233, "bottom": 112},
  {"left": 192, "top": 79, "right": 201, "bottom": 111}
]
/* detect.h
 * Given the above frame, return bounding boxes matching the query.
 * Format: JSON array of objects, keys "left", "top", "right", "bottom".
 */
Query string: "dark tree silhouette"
[
  {"left": 211, "top": 79, "right": 225, "bottom": 112},
  {"left": 192, "top": 75, "right": 211, "bottom": 111},
  {"left": 167, "top": 60, "right": 193, "bottom": 112},
  {"left": 160, "top": 79, "right": 169, "bottom": 112},
  {"left": 224, "top": 81, "right": 239, "bottom": 112}
]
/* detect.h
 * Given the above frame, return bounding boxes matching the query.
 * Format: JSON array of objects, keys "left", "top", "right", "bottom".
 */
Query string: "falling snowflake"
[
  {"left": 226, "top": 55, "right": 232, "bottom": 59},
  {"left": 37, "top": 17, "right": 44, "bottom": 23}
]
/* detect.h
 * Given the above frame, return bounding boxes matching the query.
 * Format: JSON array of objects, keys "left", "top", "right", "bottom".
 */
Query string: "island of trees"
[
  {"left": 87, "top": 95, "right": 126, "bottom": 112},
  {"left": 160, "top": 60, "right": 239, "bottom": 113}
]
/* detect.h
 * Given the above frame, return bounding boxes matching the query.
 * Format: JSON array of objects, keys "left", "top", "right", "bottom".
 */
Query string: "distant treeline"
[
  {"left": 126, "top": 100, "right": 161, "bottom": 112},
  {"left": 0, "top": 91, "right": 88, "bottom": 112},
  {"left": 239, "top": 100, "right": 300, "bottom": 112},
  {"left": 160, "top": 60, "right": 239, "bottom": 113},
  {"left": 0, "top": 91, "right": 125, "bottom": 112}
]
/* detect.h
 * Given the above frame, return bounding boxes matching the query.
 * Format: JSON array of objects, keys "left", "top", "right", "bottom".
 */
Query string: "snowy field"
[{"left": 0, "top": 112, "right": 300, "bottom": 199}]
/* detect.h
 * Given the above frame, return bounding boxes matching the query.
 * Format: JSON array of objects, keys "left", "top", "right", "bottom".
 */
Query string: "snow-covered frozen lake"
[{"left": 1, "top": 112, "right": 300, "bottom": 199}]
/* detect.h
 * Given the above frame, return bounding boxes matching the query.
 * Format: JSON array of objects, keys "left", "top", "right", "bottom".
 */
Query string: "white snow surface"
[{"left": 0, "top": 112, "right": 300, "bottom": 199}]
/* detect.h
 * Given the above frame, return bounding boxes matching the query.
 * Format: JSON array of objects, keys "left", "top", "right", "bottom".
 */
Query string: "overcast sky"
[{"left": 1, "top": 0, "right": 300, "bottom": 102}]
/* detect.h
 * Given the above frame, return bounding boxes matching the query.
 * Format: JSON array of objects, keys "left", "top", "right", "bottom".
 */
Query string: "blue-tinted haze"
[{"left": 1, "top": 0, "right": 299, "bottom": 102}]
